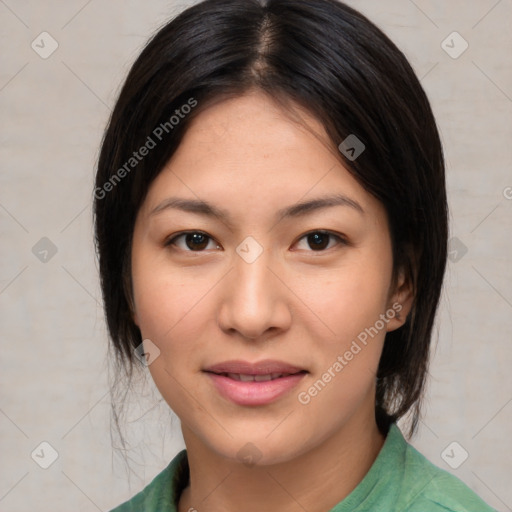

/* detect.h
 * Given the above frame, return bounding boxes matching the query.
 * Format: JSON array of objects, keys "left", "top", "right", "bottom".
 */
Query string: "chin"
[{"left": 200, "top": 427, "right": 315, "bottom": 468}]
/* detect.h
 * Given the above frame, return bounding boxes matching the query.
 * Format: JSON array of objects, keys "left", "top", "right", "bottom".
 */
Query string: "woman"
[{"left": 94, "top": 0, "right": 496, "bottom": 510}]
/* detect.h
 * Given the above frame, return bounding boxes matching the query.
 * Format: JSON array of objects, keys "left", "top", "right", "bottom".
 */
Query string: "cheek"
[
  {"left": 131, "top": 242, "right": 208, "bottom": 341},
  {"left": 294, "top": 275, "right": 390, "bottom": 431},
  {"left": 293, "top": 247, "right": 393, "bottom": 412},
  {"left": 130, "top": 254, "right": 199, "bottom": 396},
  {"left": 131, "top": 265, "right": 210, "bottom": 411},
  {"left": 299, "top": 253, "right": 392, "bottom": 344}
]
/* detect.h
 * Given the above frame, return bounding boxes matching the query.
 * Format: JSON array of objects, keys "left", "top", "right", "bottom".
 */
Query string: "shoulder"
[
  {"left": 397, "top": 436, "right": 497, "bottom": 512},
  {"left": 108, "top": 449, "right": 188, "bottom": 512},
  {"left": 336, "top": 424, "right": 497, "bottom": 512}
]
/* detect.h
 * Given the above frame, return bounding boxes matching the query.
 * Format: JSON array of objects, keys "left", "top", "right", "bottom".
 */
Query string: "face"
[{"left": 130, "top": 90, "right": 410, "bottom": 465}]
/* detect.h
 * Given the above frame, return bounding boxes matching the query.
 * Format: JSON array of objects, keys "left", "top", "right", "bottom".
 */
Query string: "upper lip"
[{"left": 204, "top": 359, "right": 307, "bottom": 375}]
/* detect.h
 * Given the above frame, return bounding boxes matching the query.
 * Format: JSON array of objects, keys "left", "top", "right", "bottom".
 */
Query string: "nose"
[{"left": 216, "top": 246, "right": 292, "bottom": 341}]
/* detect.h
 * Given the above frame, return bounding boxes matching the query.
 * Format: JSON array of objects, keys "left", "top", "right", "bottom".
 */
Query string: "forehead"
[
  {"left": 178, "top": 89, "right": 333, "bottom": 163},
  {"left": 140, "top": 90, "right": 385, "bottom": 225}
]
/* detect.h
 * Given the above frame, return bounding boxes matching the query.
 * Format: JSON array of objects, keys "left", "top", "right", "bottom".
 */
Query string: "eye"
[
  {"left": 165, "top": 231, "right": 221, "bottom": 252},
  {"left": 293, "top": 230, "right": 347, "bottom": 252},
  {"left": 164, "top": 229, "right": 347, "bottom": 253}
]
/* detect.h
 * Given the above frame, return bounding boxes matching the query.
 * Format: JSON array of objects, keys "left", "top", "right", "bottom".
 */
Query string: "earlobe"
[
  {"left": 123, "top": 270, "right": 139, "bottom": 327},
  {"left": 386, "top": 268, "right": 414, "bottom": 332},
  {"left": 130, "top": 298, "right": 140, "bottom": 327},
  {"left": 126, "top": 290, "right": 140, "bottom": 327}
]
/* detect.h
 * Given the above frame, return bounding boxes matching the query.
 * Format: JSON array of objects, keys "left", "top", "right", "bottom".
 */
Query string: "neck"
[{"left": 178, "top": 411, "right": 385, "bottom": 512}]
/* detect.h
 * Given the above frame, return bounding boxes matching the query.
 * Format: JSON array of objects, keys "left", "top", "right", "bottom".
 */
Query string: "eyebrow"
[{"left": 149, "top": 193, "right": 364, "bottom": 228}]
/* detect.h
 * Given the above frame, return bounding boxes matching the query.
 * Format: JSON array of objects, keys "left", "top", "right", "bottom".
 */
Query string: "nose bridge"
[
  {"left": 217, "top": 235, "right": 289, "bottom": 338},
  {"left": 233, "top": 236, "right": 275, "bottom": 309}
]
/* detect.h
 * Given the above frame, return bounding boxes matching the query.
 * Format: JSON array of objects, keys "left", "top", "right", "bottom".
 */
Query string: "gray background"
[{"left": 1, "top": 0, "right": 511, "bottom": 510}]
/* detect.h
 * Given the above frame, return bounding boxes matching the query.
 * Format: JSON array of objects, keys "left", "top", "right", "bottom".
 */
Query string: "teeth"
[
  {"left": 254, "top": 374, "right": 272, "bottom": 382},
  {"left": 227, "top": 373, "right": 242, "bottom": 381},
  {"left": 225, "top": 373, "right": 286, "bottom": 381}
]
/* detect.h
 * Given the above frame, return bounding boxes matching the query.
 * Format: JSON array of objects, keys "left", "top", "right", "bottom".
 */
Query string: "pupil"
[
  {"left": 308, "top": 233, "right": 328, "bottom": 250},
  {"left": 186, "top": 233, "right": 208, "bottom": 250}
]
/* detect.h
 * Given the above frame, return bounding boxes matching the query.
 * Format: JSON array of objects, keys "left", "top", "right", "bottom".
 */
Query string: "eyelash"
[{"left": 164, "top": 230, "right": 348, "bottom": 254}]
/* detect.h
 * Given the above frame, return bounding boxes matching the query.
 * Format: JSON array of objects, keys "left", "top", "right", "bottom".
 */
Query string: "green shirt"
[{"left": 109, "top": 424, "right": 496, "bottom": 511}]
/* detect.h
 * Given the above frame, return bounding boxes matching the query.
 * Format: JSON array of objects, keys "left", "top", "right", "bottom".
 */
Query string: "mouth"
[
  {"left": 203, "top": 359, "right": 307, "bottom": 376},
  {"left": 203, "top": 360, "right": 308, "bottom": 406},
  {"left": 208, "top": 371, "right": 306, "bottom": 382}
]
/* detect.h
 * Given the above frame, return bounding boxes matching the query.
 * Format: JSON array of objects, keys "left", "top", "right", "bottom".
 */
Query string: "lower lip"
[{"left": 205, "top": 371, "right": 307, "bottom": 406}]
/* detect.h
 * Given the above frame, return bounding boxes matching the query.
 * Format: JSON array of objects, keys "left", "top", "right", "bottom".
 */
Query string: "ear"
[{"left": 386, "top": 266, "right": 414, "bottom": 332}]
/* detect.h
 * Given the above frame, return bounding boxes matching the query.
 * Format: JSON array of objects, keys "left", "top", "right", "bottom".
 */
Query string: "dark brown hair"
[{"left": 94, "top": 0, "right": 448, "bottom": 439}]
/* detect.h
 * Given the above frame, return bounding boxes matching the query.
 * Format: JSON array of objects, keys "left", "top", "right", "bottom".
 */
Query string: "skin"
[{"left": 130, "top": 89, "right": 414, "bottom": 512}]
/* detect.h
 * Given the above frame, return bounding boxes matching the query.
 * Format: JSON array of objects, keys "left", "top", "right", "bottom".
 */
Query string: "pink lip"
[
  {"left": 203, "top": 359, "right": 308, "bottom": 406},
  {"left": 204, "top": 359, "right": 305, "bottom": 375},
  {"left": 205, "top": 372, "right": 307, "bottom": 406}
]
